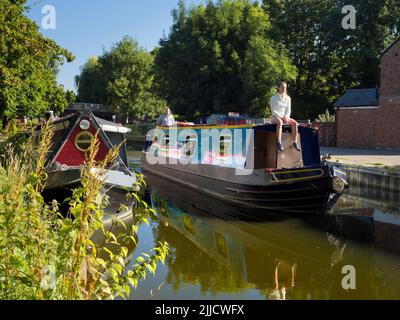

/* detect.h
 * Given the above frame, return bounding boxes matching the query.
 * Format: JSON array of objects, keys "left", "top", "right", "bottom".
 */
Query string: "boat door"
[{"left": 253, "top": 127, "right": 303, "bottom": 169}]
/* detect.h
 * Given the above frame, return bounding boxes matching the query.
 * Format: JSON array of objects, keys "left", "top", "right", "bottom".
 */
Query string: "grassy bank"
[{"left": 0, "top": 123, "right": 169, "bottom": 300}]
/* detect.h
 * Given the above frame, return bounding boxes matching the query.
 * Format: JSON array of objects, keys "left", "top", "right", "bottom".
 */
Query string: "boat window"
[
  {"left": 219, "top": 135, "right": 232, "bottom": 156},
  {"left": 184, "top": 135, "right": 196, "bottom": 156},
  {"left": 185, "top": 136, "right": 191, "bottom": 156},
  {"left": 74, "top": 131, "right": 94, "bottom": 152},
  {"left": 162, "top": 134, "right": 170, "bottom": 147}
]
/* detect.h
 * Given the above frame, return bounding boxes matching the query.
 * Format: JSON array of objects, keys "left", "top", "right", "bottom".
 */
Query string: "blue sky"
[{"left": 26, "top": 0, "right": 205, "bottom": 92}]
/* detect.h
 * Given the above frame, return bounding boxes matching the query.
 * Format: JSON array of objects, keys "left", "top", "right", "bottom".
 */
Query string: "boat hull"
[
  {"left": 44, "top": 168, "right": 137, "bottom": 191},
  {"left": 141, "top": 153, "right": 336, "bottom": 215},
  {"left": 43, "top": 168, "right": 136, "bottom": 219},
  {"left": 42, "top": 180, "right": 135, "bottom": 219}
]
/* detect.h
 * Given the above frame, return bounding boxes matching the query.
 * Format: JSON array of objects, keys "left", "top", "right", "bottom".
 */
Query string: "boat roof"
[
  {"left": 45, "top": 112, "right": 131, "bottom": 134},
  {"left": 155, "top": 123, "right": 257, "bottom": 130},
  {"left": 93, "top": 116, "right": 131, "bottom": 134},
  {"left": 50, "top": 113, "right": 76, "bottom": 125},
  {"left": 155, "top": 122, "right": 314, "bottom": 131}
]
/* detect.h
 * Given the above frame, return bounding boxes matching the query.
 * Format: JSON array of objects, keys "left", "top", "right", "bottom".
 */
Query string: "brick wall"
[
  {"left": 336, "top": 108, "right": 380, "bottom": 148},
  {"left": 375, "top": 104, "right": 400, "bottom": 148},
  {"left": 380, "top": 41, "right": 400, "bottom": 97},
  {"left": 336, "top": 39, "right": 400, "bottom": 149},
  {"left": 377, "top": 39, "right": 400, "bottom": 149}
]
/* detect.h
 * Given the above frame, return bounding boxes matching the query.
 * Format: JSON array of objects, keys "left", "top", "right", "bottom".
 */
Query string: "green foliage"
[
  {"left": 74, "top": 57, "right": 104, "bottom": 106},
  {"left": 315, "top": 109, "right": 335, "bottom": 123},
  {"left": 0, "top": 124, "right": 169, "bottom": 300},
  {"left": 0, "top": 0, "right": 75, "bottom": 119},
  {"left": 4, "top": 119, "right": 19, "bottom": 137},
  {"left": 65, "top": 90, "right": 77, "bottom": 106},
  {"left": 126, "top": 123, "right": 156, "bottom": 138},
  {"left": 75, "top": 37, "right": 167, "bottom": 120},
  {"left": 263, "top": 0, "right": 400, "bottom": 119},
  {"left": 154, "top": 0, "right": 297, "bottom": 117}
]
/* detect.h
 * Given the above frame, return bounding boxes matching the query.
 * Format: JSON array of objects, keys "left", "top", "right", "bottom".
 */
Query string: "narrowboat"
[
  {"left": 40, "top": 106, "right": 137, "bottom": 220},
  {"left": 141, "top": 118, "right": 348, "bottom": 215}
]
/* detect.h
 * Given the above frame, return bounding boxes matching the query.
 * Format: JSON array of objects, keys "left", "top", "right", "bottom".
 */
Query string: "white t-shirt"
[
  {"left": 156, "top": 114, "right": 175, "bottom": 126},
  {"left": 271, "top": 93, "right": 291, "bottom": 118}
]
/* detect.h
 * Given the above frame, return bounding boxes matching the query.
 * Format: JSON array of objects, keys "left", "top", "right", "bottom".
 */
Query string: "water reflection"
[
  {"left": 124, "top": 149, "right": 400, "bottom": 299},
  {"left": 139, "top": 172, "right": 400, "bottom": 300}
]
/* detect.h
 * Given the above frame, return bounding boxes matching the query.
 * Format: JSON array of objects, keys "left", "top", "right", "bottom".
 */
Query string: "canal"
[{"left": 125, "top": 149, "right": 400, "bottom": 300}]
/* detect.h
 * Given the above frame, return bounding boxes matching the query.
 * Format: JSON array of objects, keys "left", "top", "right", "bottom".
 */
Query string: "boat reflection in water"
[
  {"left": 91, "top": 207, "right": 138, "bottom": 262},
  {"left": 139, "top": 173, "right": 400, "bottom": 300}
]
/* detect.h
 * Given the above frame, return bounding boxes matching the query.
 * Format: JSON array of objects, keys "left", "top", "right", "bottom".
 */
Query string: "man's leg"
[
  {"left": 287, "top": 118, "right": 298, "bottom": 142},
  {"left": 275, "top": 118, "right": 284, "bottom": 151},
  {"left": 275, "top": 117, "right": 283, "bottom": 141},
  {"left": 287, "top": 118, "right": 300, "bottom": 151}
]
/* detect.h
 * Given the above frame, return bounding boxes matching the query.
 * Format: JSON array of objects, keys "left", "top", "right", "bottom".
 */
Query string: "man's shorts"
[
  {"left": 271, "top": 117, "right": 294, "bottom": 125},
  {"left": 271, "top": 116, "right": 282, "bottom": 124}
]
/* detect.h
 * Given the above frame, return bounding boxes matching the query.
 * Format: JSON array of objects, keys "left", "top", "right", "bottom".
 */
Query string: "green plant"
[
  {"left": 0, "top": 0, "right": 75, "bottom": 119},
  {"left": 154, "top": 0, "right": 296, "bottom": 117},
  {"left": 315, "top": 109, "right": 335, "bottom": 123},
  {"left": 0, "top": 122, "right": 169, "bottom": 300}
]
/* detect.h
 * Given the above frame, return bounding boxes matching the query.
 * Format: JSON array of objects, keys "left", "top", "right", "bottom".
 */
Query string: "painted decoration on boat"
[{"left": 54, "top": 117, "right": 109, "bottom": 166}]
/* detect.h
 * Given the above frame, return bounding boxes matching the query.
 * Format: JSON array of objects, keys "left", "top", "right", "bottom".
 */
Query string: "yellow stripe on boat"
[
  {"left": 156, "top": 124, "right": 257, "bottom": 130},
  {"left": 270, "top": 168, "right": 325, "bottom": 183}
]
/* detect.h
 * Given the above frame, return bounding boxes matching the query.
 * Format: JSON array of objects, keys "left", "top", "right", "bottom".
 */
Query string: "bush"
[
  {"left": 315, "top": 109, "right": 335, "bottom": 123},
  {"left": 0, "top": 122, "right": 169, "bottom": 300}
]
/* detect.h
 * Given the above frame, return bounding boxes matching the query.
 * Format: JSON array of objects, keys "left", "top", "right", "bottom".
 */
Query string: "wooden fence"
[{"left": 312, "top": 122, "right": 336, "bottom": 147}]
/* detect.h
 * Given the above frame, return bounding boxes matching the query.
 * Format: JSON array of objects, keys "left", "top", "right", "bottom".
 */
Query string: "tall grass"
[{"left": 0, "top": 122, "right": 169, "bottom": 300}]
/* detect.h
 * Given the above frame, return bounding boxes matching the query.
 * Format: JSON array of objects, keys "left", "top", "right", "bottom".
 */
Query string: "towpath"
[{"left": 321, "top": 147, "right": 400, "bottom": 171}]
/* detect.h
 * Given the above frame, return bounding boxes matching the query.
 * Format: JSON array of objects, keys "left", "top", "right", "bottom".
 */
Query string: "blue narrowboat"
[{"left": 141, "top": 119, "right": 347, "bottom": 215}]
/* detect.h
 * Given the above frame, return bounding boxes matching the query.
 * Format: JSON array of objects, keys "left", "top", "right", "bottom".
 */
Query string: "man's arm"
[
  {"left": 284, "top": 97, "right": 291, "bottom": 119},
  {"left": 166, "top": 115, "right": 175, "bottom": 126},
  {"left": 271, "top": 96, "right": 281, "bottom": 118}
]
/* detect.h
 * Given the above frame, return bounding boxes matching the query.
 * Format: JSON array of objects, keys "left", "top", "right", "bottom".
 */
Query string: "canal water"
[{"left": 125, "top": 149, "right": 400, "bottom": 300}]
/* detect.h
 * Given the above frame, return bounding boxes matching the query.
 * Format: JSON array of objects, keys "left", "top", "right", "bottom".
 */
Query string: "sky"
[{"left": 26, "top": 0, "right": 205, "bottom": 92}]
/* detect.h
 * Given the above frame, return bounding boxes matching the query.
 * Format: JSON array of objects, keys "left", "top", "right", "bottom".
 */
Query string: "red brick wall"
[
  {"left": 374, "top": 103, "right": 400, "bottom": 148},
  {"left": 380, "top": 41, "right": 400, "bottom": 97},
  {"left": 336, "top": 40, "right": 400, "bottom": 149},
  {"left": 377, "top": 40, "right": 400, "bottom": 148},
  {"left": 336, "top": 108, "right": 379, "bottom": 148}
]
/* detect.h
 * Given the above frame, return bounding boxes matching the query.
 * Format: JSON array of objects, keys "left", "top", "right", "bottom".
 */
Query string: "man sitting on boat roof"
[
  {"left": 156, "top": 107, "right": 176, "bottom": 127},
  {"left": 270, "top": 82, "right": 301, "bottom": 152}
]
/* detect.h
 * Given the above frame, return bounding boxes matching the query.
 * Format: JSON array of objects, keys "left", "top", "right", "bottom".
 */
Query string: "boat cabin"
[
  {"left": 253, "top": 124, "right": 321, "bottom": 170},
  {"left": 146, "top": 123, "right": 321, "bottom": 171}
]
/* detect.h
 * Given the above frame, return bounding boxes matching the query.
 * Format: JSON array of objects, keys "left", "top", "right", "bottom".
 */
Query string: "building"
[{"left": 334, "top": 37, "right": 400, "bottom": 149}]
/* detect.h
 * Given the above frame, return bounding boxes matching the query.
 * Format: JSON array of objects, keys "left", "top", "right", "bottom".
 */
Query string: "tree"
[
  {"left": 75, "top": 37, "right": 167, "bottom": 120},
  {"left": 75, "top": 57, "right": 104, "bottom": 104},
  {"left": 154, "top": 0, "right": 297, "bottom": 118},
  {"left": 263, "top": 0, "right": 342, "bottom": 119},
  {"left": 0, "top": 0, "right": 74, "bottom": 119},
  {"left": 263, "top": 0, "right": 400, "bottom": 119},
  {"left": 65, "top": 90, "right": 76, "bottom": 106}
]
